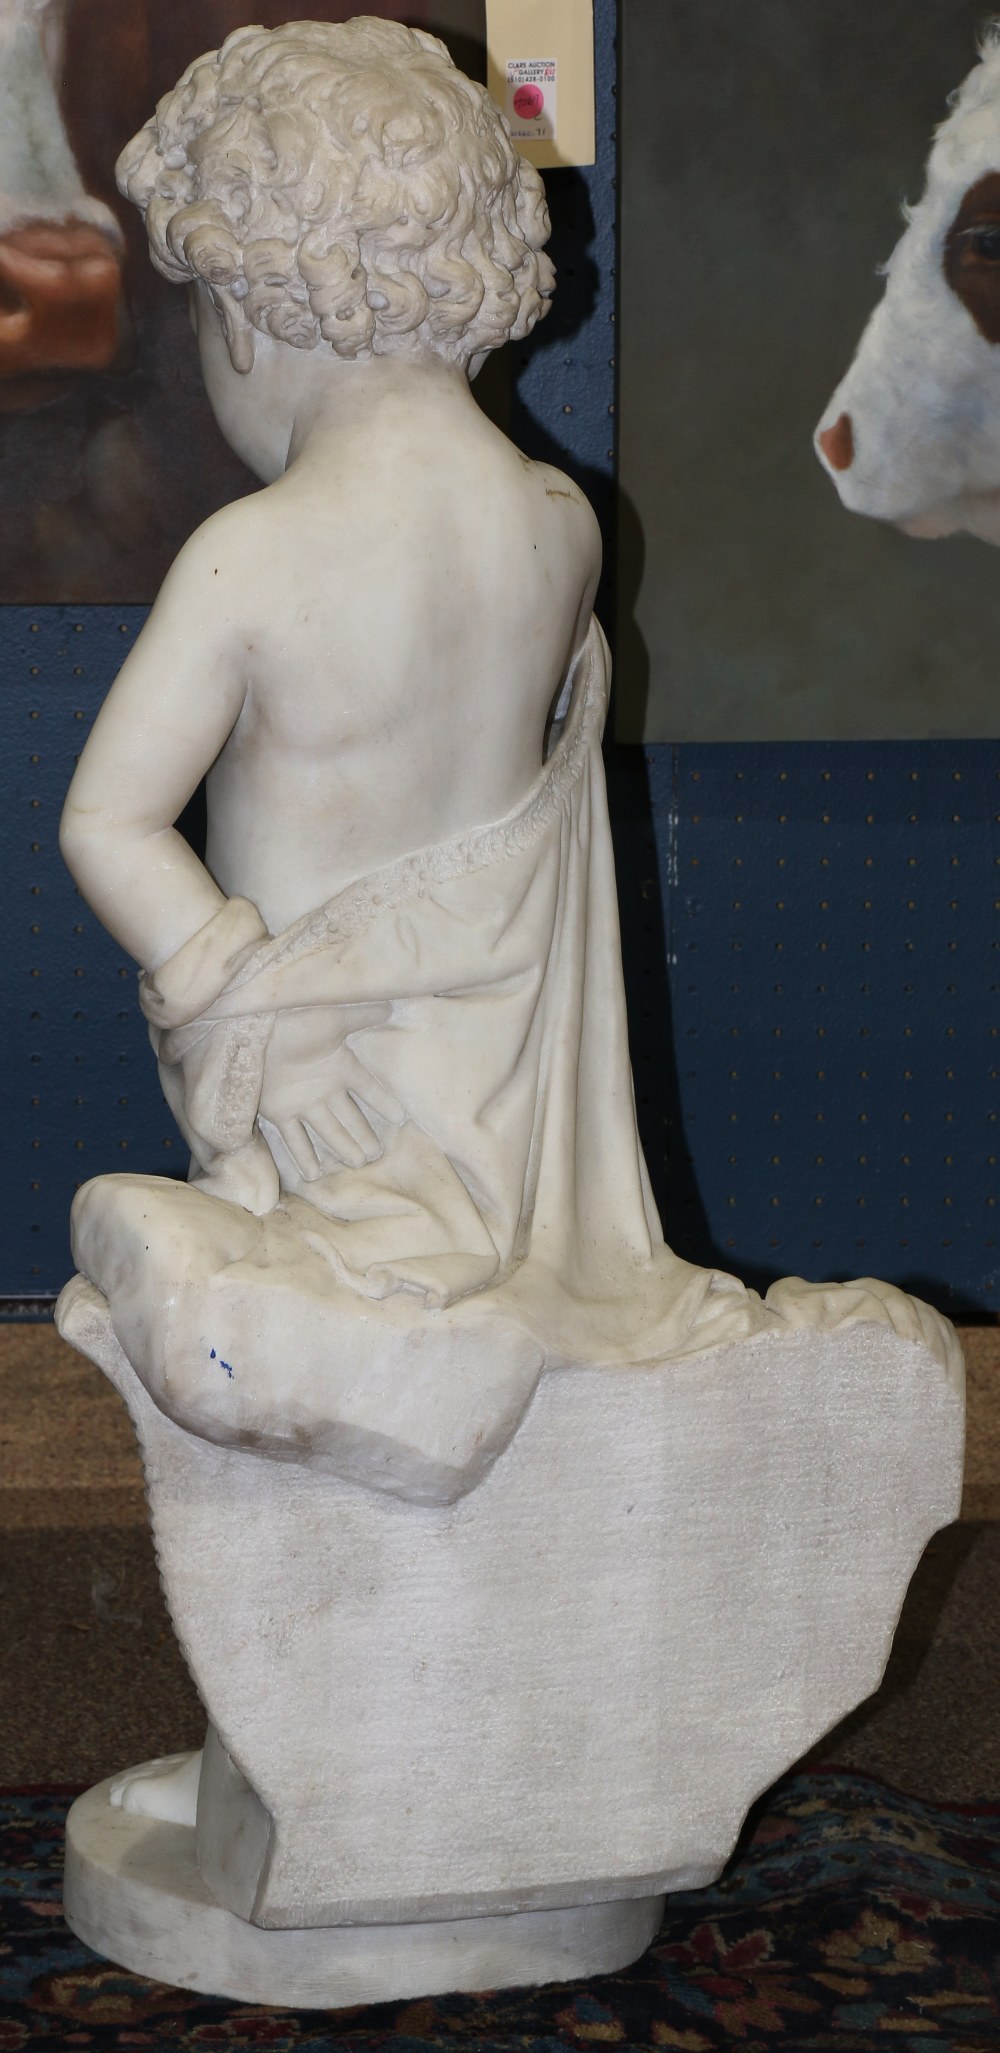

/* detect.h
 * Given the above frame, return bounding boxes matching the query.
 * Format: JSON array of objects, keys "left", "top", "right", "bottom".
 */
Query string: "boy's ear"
[{"left": 210, "top": 287, "right": 256, "bottom": 373}]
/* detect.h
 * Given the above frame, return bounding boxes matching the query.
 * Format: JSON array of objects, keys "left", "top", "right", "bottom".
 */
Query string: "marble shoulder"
[
  {"left": 145, "top": 497, "right": 279, "bottom": 632},
  {"left": 529, "top": 460, "right": 603, "bottom": 568}
]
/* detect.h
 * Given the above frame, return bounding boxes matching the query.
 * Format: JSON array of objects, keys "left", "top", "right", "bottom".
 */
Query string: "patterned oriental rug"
[{"left": 1, "top": 1772, "right": 999, "bottom": 2052}]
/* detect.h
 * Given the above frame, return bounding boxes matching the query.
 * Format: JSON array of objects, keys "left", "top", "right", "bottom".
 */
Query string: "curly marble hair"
[{"left": 116, "top": 17, "right": 555, "bottom": 370}]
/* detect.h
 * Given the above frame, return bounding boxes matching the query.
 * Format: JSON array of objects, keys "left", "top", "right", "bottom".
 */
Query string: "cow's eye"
[{"left": 966, "top": 225, "right": 1000, "bottom": 261}]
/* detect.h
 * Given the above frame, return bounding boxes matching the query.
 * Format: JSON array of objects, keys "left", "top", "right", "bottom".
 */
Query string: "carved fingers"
[
  {"left": 275, "top": 1115, "right": 329, "bottom": 1179},
  {"left": 301, "top": 1100, "right": 378, "bottom": 1172},
  {"left": 335, "top": 1051, "right": 404, "bottom": 1127},
  {"left": 264, "top": 1044, "right": 404, "bottom": 1177}
]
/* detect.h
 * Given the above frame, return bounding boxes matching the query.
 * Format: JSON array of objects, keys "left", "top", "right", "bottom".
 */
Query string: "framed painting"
[
  {"left": 617, "top": 0, "right": 1000, "bottom": 740},
  {"left": 0, "top": 0, "right": 485, "bottom": 601}
]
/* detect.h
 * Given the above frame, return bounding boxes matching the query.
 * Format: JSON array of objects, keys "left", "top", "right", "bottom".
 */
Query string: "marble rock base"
[
  {"left": 58, "top": 1280, "right": 964, "bottom": 2004},
  {"left": 65, "top": 1778, "right": 664, "bottom": 2004}
]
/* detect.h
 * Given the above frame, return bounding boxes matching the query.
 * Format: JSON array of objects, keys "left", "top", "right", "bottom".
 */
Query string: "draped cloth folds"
[
  {"left": 66, "top": 613, "right": 957, "bottom": 1487},
  {"left": 140, "top": 616, "right": 713, "bottom": 1343}
]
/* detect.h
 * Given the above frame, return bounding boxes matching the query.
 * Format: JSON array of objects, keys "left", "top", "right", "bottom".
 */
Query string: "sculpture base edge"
[{"left": 64, "top": 1777, "right": 665, "bottom": 2005}]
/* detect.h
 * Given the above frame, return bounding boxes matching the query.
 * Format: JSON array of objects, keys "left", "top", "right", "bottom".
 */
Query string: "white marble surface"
[
  {"left": 60, "top": 1280, "right": 963, "bottom": 1943},
  {"left": 66, "top": 1777, "right": 665, "bottom": 2004}
]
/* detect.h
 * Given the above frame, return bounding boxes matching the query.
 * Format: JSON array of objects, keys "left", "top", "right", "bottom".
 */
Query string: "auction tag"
[
  {"left": 486, "top": 0, "right": 595, "bottom": 169},
  {"left": 506, "top": 56, "right": 558, "bottom": 145}
]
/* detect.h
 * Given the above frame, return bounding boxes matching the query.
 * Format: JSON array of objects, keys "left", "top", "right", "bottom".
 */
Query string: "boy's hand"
[{"left": 258, "top": 1005, "right": 403, "bottom": 1176}]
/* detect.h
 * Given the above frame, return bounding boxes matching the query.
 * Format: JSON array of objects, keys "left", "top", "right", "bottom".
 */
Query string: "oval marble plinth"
[{"left": 64, "top": 1776, "right": 665, "bottom": 2007}]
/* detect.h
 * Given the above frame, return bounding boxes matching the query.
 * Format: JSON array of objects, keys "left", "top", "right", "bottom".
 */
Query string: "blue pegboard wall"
[
  {"left": 3, "top": 0, "right": 999, "bottom": 1315},
  {"left": 612, "top": 744, "right": 1000, "bottom": 1318},
  {"left": 1, "top": 607, "right": 168, "bottom": 1301}
]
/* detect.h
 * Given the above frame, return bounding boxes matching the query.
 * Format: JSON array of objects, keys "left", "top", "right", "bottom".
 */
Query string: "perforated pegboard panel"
[
  {"left": 1, "top": 606, "right": 171, "bottom": 1298},
  {"left": 613, "top": 743, "right": 1000, "bottom": 1317}
]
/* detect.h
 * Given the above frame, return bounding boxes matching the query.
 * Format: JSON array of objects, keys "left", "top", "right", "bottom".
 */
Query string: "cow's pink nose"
[{"left": 818, "top": 412, "right": 854, "bottom": 472}]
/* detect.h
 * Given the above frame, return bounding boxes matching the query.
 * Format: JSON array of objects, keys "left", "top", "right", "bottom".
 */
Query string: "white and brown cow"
[
  {"left": 816, "top": 32, "right": 1000, "bottom": 545},
  {"left": 0, "top": 0, "right": 122, "bottom": 378}
]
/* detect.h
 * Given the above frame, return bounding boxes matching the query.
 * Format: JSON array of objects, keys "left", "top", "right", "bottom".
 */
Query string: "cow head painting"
[
  {"left": 0, "top": 0, "right": 123, "bottom": 377},
  {"left": 816, "top": 30, "right": 1000, "bottom": 545},
  {"left": 0, "top": 0, "right": 487, "bottom": 599}
]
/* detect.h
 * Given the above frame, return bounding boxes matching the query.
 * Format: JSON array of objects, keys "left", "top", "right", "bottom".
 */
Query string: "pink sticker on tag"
[{"left": 513, "top": 82, "right": 545, "bottom": 120}]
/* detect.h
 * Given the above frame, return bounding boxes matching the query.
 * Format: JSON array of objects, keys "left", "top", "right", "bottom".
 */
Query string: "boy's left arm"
[{"left": 60, "top": 510, "right": 253, "bottom": 973}]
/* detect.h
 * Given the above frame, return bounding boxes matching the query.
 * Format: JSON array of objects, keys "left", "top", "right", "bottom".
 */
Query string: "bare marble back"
[{"left": 205, "top": 396, "right": 602, "bottom": 934}]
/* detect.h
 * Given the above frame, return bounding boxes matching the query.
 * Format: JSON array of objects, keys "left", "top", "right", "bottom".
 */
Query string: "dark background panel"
[{"left": 1, "top": 608, "right": 173, "bottom": 1299}]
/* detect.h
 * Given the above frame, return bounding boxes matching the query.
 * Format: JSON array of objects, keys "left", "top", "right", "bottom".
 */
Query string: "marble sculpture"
[{"left": 56, "top": 18, "right": 964, "bottom": 2007}]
